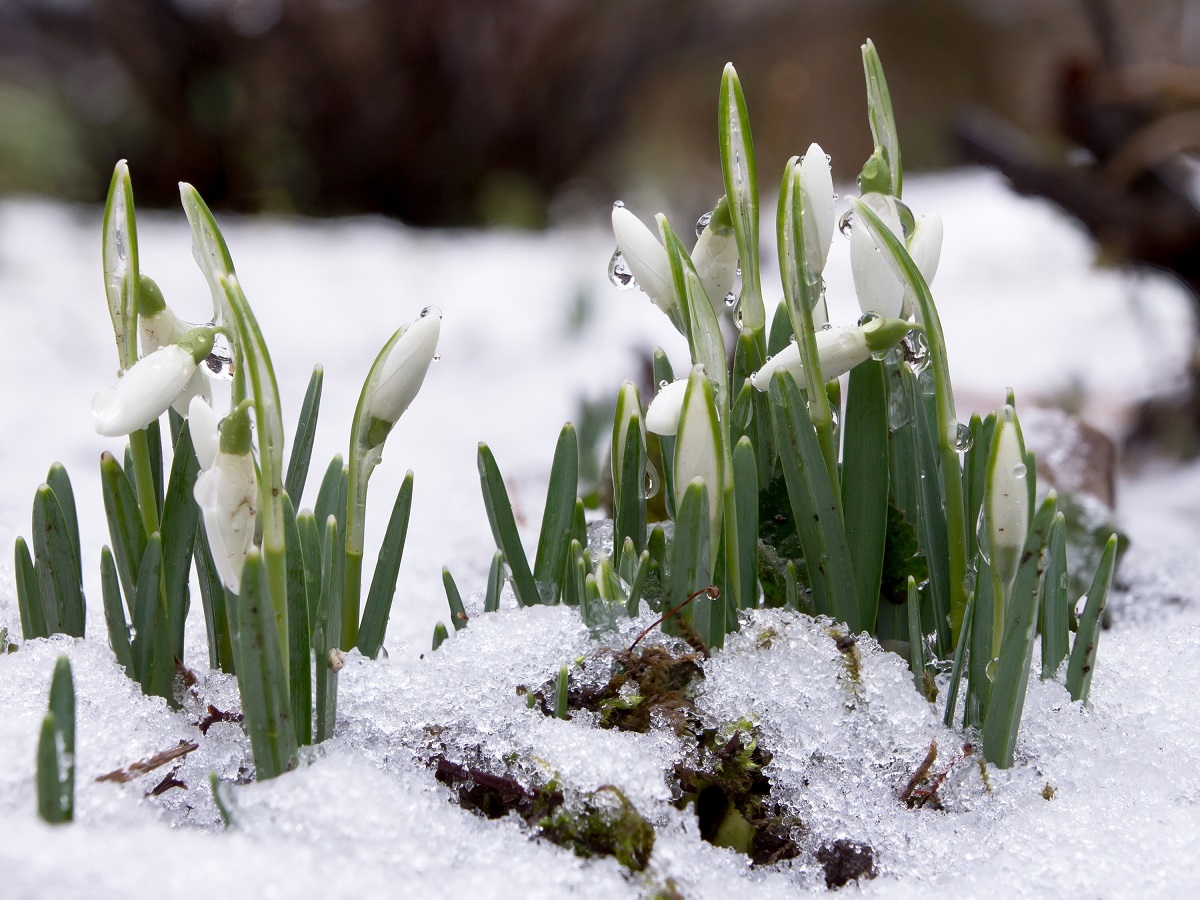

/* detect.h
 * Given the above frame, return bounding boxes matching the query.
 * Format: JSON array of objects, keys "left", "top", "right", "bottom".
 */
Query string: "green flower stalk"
[{"left": 343, "top": 307, "right": 441, "bottom": 648}]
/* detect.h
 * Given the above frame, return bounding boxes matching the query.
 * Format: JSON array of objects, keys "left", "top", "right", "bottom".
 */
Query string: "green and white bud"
[
  {"left": 690, "top": 197, "right": 738, "bottom": 316},
  {"left": 92, "top": 326, "right": 216, "bottom": 437},
  {"left": 799, "top": 142, "right": 835, "bottom": 276},
  {"left": 674, "top": 365, "right": 724, "bottom": 554},
  {"left": 984, "top": 404, "right": 1029, "bottom": 593},
  {"left": 194, "top": 400, "right": 257, "bottom": 593},
  {"left": 750, "top": 317, "right": 910, "bottom": 391},
  {"left": 851, "top": 194, "right": 942, "bottom": 319}
]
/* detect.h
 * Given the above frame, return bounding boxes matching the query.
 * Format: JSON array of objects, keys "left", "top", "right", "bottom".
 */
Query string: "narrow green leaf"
[
  {"left": 312, "top": 515, "right": 344, "bottom": 743},
  {"left": 906, "top": 576, "right": 926, "bottom": 696},
  {"left": 358, "top": 472, "right": 415, "bottom": 658},
  {"left": 625, "top": 550, "right": 652, "bottom": 616},
  {"left": 669, "top": 479, "right": 712, "bottom": 640},
  {"left": 37, "top": 714, "right": 69, "bottom": 824},
  {"left": 14, "top": 537, "right": 46, "bottom": 639},
  {"left": 100, "top": 452, "right": 147, "bottom": 622},
  {"left": 1040, "top": 513, "right": 1069, "bottom": 679},
  {"left": 614, "top": 410, "right": 646, "bottom": 573},
  {"left": 554, "top": 666, "right": 570, "bottom": 720},
  {"left": 194, "top": 527, "right": 235, "bottom": 673},
  {"left": 432, "top": 622, "right": 449, "bottom": 651},
  {"left": 1066, "top": 535, "right": 1118, "bottom": 704},
  {"left": 443, "top": 567, "right": 468, "bottom": 631},
  {"left": 484, "top": 550, "right": 504, "bottom": 613},
  {"left": 767, "top": 371, "right": 860, "bottom": 631},
  {"left": 235, "top": 548, "right": 298, "bottom": 779},
  {"left": 942, "top": 589, "right": 975, "bottom": 729},
  {"left": 285, "top": 365, "right": 324, "bottom": 506},
  {"left": 45, "top": 464, "right": 81, "bottom": 583},
  {"left": 314, "top": 455, "right": 346, "bottom": 534},
  {"left": 159, "top": 421, "right": 200, "bottom": 660},
  {"left": 48, "top": 657, "right": 76, "bottom": 821},
  {"left": 179, "top": 182, "right": 236, "bottom": 324},
  {"left": 297, "top": 510, "right": 323, "bottom": 624},
  {"left": 913, "top": 382, "right": 952, "bottom": 655},
  {"left": 131, "top": 534, "right": 164, "bottom": 696},
  {"left": 102, "top": 160, "right": 139, "bottom": 370},
  {"left": 661, "top": 220, "right": 729, "bottom": 407},
  {"left": 965, "top": 557, "right": 993, "bottom": 729},
  {"left": 595, "top": 556, "right": 627, "bottom": 604},
  {"left": 210, "top": 773, "right": 236, "bottom": 828},
  {"left": 477, "top": 443, "right": 540, "bottom": 607},
  {"left": 33, "top": 485, "right": 84, "bottom": 637},
  {"left": 731, "top": 437, "right": 758, "bottom": 611},
  {"left": 652, "top": 350, "right": 677, "bottom": 520},
  {"left": 283, "top": 493, "right": 312, "bottom": 747},
  {"left": 842, "top": 358, "right": 889, "bottom": 631},
  {"left": 535, "top": 424, "right": 580, "bottom": 599},
  {"left": 100, "top": 546, "right": 133, "bottom": 673}
]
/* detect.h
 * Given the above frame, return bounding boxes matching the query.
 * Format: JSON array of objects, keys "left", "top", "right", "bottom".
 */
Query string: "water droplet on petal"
[
  {"left": 838, "top": 209, "right": 855, "bottom": 237},
  {"left": 724, "top": 292, "right": 737, "bottom": 307},
  {"left": 695, "top": 210, "right": 713, "bottom": 238},
  {"left": 1012, "top": 462, "right": 1027, "bottom": 479},
  {"left": 420, "top": 305, "right": 442, "bottom": 318},
  {"left": 612, "top": 200, "right": 625, "bottom": 209},
  {"left": 820, "top": 322, "right": 833, "bottom": 331},
  {"left": 858, "top": 311, "right": 881, "bottom": 328},
  {"left": 954, "top": 422, "right": 974, "bottom": 453},
  {"left": 644, "top": 462, "right": 660, "bottom": 500},
  {"left": 658, "top": 379, "right": 669, "bottom": 391},
  {"left": 608, "top": 248, "right": 636, "bottom": 289},
  {"left": 824, "top": 153, "right": 832, "bottom": 163}
]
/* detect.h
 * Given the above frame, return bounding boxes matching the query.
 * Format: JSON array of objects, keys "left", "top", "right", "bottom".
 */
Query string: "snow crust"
[{"left": 1, "top": 171, "right": 1198, "bottom": 896}]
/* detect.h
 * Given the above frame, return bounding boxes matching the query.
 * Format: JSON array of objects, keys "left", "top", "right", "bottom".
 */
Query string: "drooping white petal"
[
  {"left": 194, "top": 451, "right": 257, "bottom": 593},
  {"left": 850, "top": 193, "right": 906, "bottom": 319},
  {"left": 189, "top": 395, "right": 220, "bottom": 470},
  {"left": 691, "top": 224, "right": 738, "bottom": 316},
  {"left": 799, "top": 143, "right": 835, "bottom": 275},
  {"left": 907, "top": 213, "right": 943, "bottom": 286},
  {"left": 645, "top": 378, "right": 688, "bottom": 436},
  {"left": 751, "top": 326, "right": 870, "bottom": 391},
  {"left": 367, "top": 309, "right": 441, "bottom": 424},
  {"left": 93, "top": 344, "right": 198, "bottom": 437},
  {"left": 611, "top": 206, "right": 675, "bottom": 315}
]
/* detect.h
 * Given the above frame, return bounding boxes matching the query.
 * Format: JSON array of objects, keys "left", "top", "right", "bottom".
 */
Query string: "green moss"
[{"left": 537, "top": 786, "right": 655, "bottom": 872}]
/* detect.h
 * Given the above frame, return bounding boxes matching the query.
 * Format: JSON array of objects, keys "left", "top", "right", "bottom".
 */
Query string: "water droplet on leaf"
[{"left": 954, "top": 422, "right": 974, "bottom": 453}]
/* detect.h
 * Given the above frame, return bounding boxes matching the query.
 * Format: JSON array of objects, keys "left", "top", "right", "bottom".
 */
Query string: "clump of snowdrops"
[
  {"left": 445, "top": 41, "right": 1118, "bottom": 769},
  {"left": 18, "top": 164, "right": 440, "bottom": 799}
]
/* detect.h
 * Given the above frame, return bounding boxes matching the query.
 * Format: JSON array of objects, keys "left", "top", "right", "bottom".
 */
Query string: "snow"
[{"left": 1, "top": 170, "right": 1199, "bottom": 896}]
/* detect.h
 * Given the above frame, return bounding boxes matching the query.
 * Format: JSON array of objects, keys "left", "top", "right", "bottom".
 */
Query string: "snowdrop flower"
[
  {"left": 92, "top": 326, "right": 216, "bottom": 437},
  {"left": 750, "top": 317, "right": 911, "bottom": 391},
  {"left": 851, "top": 193, "right": 942, "bottom": 319},
  {"left": 137, "top": 275, "right": 213, "bottom": 414},
  {"left": 799, "top": 143, "right": 835, "bottom": 276},
  {"left": 983, "top": 405, "right": 1028, "bottom": 593},
  {"left": 645, "top": 378, "right": 689, "bottom": 436},
  {"left": 611, "top": 205, "right": 676, "bottom": 318},
  {"left": 366, "top": 306, "right": 441, "bottom": 427},
  {"left": 690, "top": 198, "right": 739, "bottom": 316},
  {"left": 194, "top": 400, "right": 257, "bottom": 593}
]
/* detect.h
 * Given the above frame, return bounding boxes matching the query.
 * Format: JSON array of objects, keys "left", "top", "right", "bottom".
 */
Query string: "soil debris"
[{"left": 816, "top": 838, "right": 877, "bottom": 889}]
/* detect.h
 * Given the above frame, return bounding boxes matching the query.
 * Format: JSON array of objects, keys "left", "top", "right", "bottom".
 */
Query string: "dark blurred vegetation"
[{"left": 0, "top": 0, "right": 1194, "bottom": 228}]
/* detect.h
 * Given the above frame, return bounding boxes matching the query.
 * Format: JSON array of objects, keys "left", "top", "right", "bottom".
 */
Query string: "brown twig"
[
  {"left": 628, "top": 585, "right": 719, "bottom": 651},
  {"left": 898, "top": 739, "right": 939, "bottom": 804},
  {"left": 96, "top": 740, "right": 200, "bottom": 784}
]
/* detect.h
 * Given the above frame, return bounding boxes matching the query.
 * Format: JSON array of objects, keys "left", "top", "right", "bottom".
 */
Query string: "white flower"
[
  {"left": 750, "top": 317, "right": 911, "bottom": 391},
  {"left": 645, "top": 378, "right": 689, "bottom": 436},
  {"left": 984, "top": 404, "right": 1028, "bottom": 591},
  {"left": 799, "top": 142, "right": 835, "bottom": 276},
  {"left": 366, "top": 307, "right": 441, "bottom": 425},
  {"left": 611, "top": 206, "right": 676, "bottom": 317},
  {"left": 851, "top": 194, "right": 942, "bottom": 319},
  {"left": 92, "top": 327, "right": 215, "bottom": 437},
  {"left": 188, "top": 394, "right": 220, "bottom": 471},
  {"left": 194, "top": 400, "right": 257, "bottom": 593}
]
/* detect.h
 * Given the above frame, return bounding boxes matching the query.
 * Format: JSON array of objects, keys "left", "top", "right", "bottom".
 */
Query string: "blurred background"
[{"left": 0, "top": 0, "right": 1195, "bottom": 225}]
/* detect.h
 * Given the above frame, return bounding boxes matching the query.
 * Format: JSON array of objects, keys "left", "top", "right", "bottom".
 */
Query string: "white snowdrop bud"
[
  {"left": 799, "top": 142, "right": 835, "bottom": 276},
  {"left": 611, "top": 205, "right": 676, "bottom": 318},
  {"left": 645, "top": 378, "right": 689, "bottom": 436},
  {"left": 366, "top": 307, "right": 441, "bottom": 425}
]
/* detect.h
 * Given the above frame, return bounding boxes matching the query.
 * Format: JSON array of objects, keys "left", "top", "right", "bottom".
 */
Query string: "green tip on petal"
[
  {"left": 861, "top": 317, "right": 911, "bottom": 353},
  {"left": 178, "top": 326, "right": 217, "bottom": 364},
  {"left": 220, "top": 399, "right": 254, "bottom": 455},
  {"left": 138, "top": 275, "right": 167, "bottom": 317}
]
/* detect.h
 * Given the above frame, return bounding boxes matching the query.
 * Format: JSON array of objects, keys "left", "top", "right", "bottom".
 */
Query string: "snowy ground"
[{"left": 1, "top": 170, "right": 1198, "bottom": 897}]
